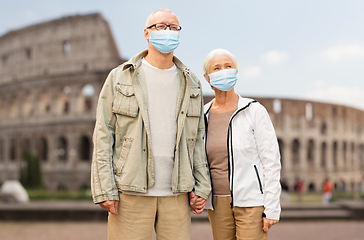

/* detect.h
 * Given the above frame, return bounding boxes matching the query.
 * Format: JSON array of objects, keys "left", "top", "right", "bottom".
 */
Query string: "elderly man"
[{"left": 91, "top": 9, "right": 211, "bottom": 240}]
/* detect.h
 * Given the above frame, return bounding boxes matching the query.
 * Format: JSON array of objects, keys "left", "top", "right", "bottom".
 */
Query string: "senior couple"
[{"left": 91, "top": 9, "right": 281, "bottom": 240}]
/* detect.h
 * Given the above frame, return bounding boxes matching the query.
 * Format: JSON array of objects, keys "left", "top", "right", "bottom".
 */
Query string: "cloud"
[
  {"left": 261, "top": 50, "right": 289, "bottom": 65},
  {"left": 320, "top": 44, "right": 364, "bottom": 64},
  {"left": 240, "top": 66, "right": 262, "bottom": 78},
  {"left": 302, "top": 81, "right": 364, "bottom": 110}
]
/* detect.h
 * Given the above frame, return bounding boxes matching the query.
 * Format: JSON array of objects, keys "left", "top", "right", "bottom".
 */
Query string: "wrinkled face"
[
  {"left": 205, "top": 54, "right": 236, "bottom": 83},
  {"left": 209, "top": 54, "right": 236, "bottom": 74},
  {"left": 145, "top": 11, "right": 179, "bottom": 40}
]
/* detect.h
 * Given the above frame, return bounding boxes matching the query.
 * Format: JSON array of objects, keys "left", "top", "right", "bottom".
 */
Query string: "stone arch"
[
  {"left": 79, "top": 135, "right": 91, "bottom": 161},
  {"left": 0, "top": 138, "right": 4, "bottom": 161},
  {"left": 79, "top": 84, "right": 95, "bottom": 113},
  {"left": 308, "top": 182, "right": 315, "bottom": 192},
  {"left": 305, "top": 103, "right": 313, "bottom": 121},
  {"left": 22, "top": 138, "right": 30, "bottom": 160},
  {"left": 321, "top": 122, "right": 327, "bottom": 135},
  {"left": 9, "top": 139, "right": 16, "bottom": 161},
  {"left": 307, "top": 139, "right": 315, "bottom": 170},
  {"left": 10, "top": 95, "right": 19, "bottom": 119},
  {"left": 292, "top": 139, "right": 300, "bottom": 166},
  {"left": 56, "top": 136, "right": 68, "bottom": 161},
  {"left": 351, "top": 142, "right": 355, "bottom": 168},
  {"left": 63, "top": 40, "right": 71, "bottom": 55},
  {"left": 273, "top": 99, "right": 282, "bottom": 113},
  {"left": 38, "top": 89, "right": 51, "bottom": 115},
  {"left": 343, "top": 141, "right": 347, "bottom": 170},
  {"left": 57, "top": 86, "right": 71, "bottom": 115},
  {"left": 23, "top": 91, "right": 34, "bottom": 117},
  {"left": 0, "top": 97, "right": 6, "bottom": 120},
  {"left": 359, "top": 144, "right": 364, "bottom": 170},
  {"left": 339, "top": 179, "right": 347, "bottom": 192},
  {"left": 321, "top": 142, "right": 327, "bottom": 168},
  {"left": 334, "top": 182, "right": 338, "bottom": 191},
  {"left": 333, "top": 141, "right": 338, "bottom": 169},
  {"left": 351, "top": 182, "right": 355, "bottom": 192},
  {"left": 37, "top": 137, "right": 48, "bottom": 161}
]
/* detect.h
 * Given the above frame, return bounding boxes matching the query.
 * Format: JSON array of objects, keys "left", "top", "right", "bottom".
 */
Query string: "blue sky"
[{"left": 1, "top": 0, "right": 364, "bottom": 109}]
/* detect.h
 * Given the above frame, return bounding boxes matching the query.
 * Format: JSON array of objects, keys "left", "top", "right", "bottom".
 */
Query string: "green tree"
[{"left": 20, "top": 152, "right": 43, "bottom": 189}]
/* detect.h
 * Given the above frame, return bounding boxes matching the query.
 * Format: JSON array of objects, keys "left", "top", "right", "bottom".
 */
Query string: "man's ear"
[{"left": 144, "top": 29, "right": 149, "bottom": 41}]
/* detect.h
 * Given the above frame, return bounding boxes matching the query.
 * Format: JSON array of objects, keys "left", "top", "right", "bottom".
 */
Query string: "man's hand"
[
  {"left": 99, "top": 200, "right": 119, "bottom": 215},
  {"left": 189, "top": 191, "right": 206, "bottom": 214},
  {"left": 262, "top": 217, "right": 279, "bottom": 233}
]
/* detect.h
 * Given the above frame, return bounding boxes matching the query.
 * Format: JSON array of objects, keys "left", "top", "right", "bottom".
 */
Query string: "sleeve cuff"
[{"left": 93, "top": 194, "right": 120, "bottom": 204}]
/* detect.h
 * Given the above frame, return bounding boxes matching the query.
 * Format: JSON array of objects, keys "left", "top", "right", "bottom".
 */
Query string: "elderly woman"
[{"left": 196, "top": 49, "right": 281, "bottom": 240}]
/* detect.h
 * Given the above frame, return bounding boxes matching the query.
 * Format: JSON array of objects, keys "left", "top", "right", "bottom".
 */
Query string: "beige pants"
[
  {"left": 208, "top": 196, "right": 267, "bottom": 240},
  {"left": 108, "top": 193, "right": 191, "bottom": 240}
]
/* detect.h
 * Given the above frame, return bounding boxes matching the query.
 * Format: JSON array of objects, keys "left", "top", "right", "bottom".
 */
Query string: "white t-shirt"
[{"left": 128, "top": 58, "right": 178, "bottom": 196}]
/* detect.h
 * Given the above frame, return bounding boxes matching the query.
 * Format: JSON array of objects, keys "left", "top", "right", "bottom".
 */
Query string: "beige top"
[{"left": 206, "top": 109, "right": 236, "bottom": 196}]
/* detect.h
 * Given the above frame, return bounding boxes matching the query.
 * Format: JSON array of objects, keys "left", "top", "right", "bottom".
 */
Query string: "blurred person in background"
[
  {"left": 191, "top": 48, "right": 281, "bottom": 240},
  {"left": 295, "top": 177, "right": 304, "bottom": 203},
  {"left": 322, "top": 178, "right": 333, "bottom": 205},
  {"left": 91, "top": 9, "right": 211, "bottom": 240}
]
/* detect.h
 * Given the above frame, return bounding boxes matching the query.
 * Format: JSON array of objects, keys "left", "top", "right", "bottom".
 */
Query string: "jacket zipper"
[
  {"left": 227, "top": 100, "right": 257, "bottom": 208},
  {"left": 254, "top": 165, "right": 264, "bottom": 194},
  {"left": 204, "top": 113, "right": 214, "bottom": 209}
]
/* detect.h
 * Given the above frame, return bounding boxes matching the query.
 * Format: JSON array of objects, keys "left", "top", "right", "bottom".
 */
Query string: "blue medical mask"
[
  {"left": 208, "top": 69, "right": 238, "bottom": 91},
  {"left": 149, "top": 30, "right": 180, "bottom": 53}
]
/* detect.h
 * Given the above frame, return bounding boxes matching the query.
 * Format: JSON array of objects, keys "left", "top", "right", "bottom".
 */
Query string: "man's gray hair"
[
  {"left": 145, "top": 9, "right": 177, "bottom": 28},
  {"left": 203, "top": 49, "right": 239, "bottom": 76}
]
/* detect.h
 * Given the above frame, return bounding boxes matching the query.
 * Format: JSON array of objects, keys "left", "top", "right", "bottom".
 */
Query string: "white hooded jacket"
[{"left": 204, "top": 95, "right": 281, "bottom": 220}]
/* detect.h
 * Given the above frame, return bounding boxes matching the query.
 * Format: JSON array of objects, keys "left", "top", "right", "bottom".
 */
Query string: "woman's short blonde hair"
[{"left": 202, "top": 48, "right": 239, "bottom": 76}]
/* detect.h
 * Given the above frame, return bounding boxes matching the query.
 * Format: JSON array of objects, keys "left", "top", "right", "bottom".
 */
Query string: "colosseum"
[
  {"left": 0, "top": 13, "right": 125, "bottom": 191},
  {"left": 0, "top": 13, "right": 363, "bottom": 193}
]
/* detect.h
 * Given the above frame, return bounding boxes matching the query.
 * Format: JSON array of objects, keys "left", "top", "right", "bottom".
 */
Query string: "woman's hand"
[
  {"left": 262, "top": 217, "right": 279, "bottom": 233},
  {"left": 189, "top": 191, "right": 206, "bottom": 214}
]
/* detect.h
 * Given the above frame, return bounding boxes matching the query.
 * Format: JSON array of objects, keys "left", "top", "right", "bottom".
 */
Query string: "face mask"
[
  {"left": 149, "top": 30, "right": 180, "bottom": 53},
  {"left": 208, "top": 69, "right": 238, "bottom": 91}
]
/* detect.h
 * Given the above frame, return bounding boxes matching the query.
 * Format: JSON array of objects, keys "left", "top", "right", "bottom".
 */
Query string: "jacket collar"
[
  {"left": 122, "top": 50, "right": 190, "bottom": 73},
  {"left": 204, "top": 94, "right": 255, "bottom": 114}
]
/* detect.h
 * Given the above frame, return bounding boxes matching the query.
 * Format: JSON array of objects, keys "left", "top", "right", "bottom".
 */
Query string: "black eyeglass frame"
[{"left": 146, "top": 23, "right": 182, "bottom": 31}]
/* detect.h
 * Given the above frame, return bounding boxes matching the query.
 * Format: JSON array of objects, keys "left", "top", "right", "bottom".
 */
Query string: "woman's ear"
[{"left": 203, "top": 74, "right": 210, "bottom": 84}]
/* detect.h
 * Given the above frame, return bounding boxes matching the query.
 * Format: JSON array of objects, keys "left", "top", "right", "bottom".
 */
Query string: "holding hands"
[{"left": 189, "top": 191, "right": 207, "bottom": 214}]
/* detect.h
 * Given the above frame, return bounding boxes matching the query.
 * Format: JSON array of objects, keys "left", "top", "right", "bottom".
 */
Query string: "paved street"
[{"left": 0, "top": 221, "right": 363, "bottom": 240}]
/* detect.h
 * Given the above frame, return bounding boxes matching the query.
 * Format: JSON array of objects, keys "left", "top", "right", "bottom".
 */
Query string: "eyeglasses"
[{"left": 147, "top": 23, "right": 182, "bottom": 31}]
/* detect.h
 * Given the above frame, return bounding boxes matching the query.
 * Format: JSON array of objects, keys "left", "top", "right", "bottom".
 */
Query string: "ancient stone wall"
[
  {"left": 254, "top": 97, "right": 364, "bottom": 193},
  {"left": 0, "top": 13, "right": 124, "bottom": 191}
]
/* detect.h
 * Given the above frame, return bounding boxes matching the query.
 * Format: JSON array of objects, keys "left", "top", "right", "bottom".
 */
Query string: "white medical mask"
[
  {"left": 149, "top": 30, "right": 180, "bottom": 53},
  {"left": 208, "top": 69, "right": 238, "bottom": 91}
]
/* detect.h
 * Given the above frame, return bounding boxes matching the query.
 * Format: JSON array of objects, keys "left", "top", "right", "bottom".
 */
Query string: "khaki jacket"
[{"left": 91, "top": 50, "right": 211, "bottom": 203}]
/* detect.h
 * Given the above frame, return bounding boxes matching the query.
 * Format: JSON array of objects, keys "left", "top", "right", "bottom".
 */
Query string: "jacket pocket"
[
  {"left": 115, "top": 137, "right": 133, "bottom": 175},
  {"left": 254, "top": 165, "right": 263, "bottom": 194},
  {"left": 112, "top": 84, "right": 138, "bottom": 117},
  {"left": 186, "top": 138, "right": 197, "bottom": 168},
  {"left": 186, "top": 88, "right": 201, "bottom": 117}
]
